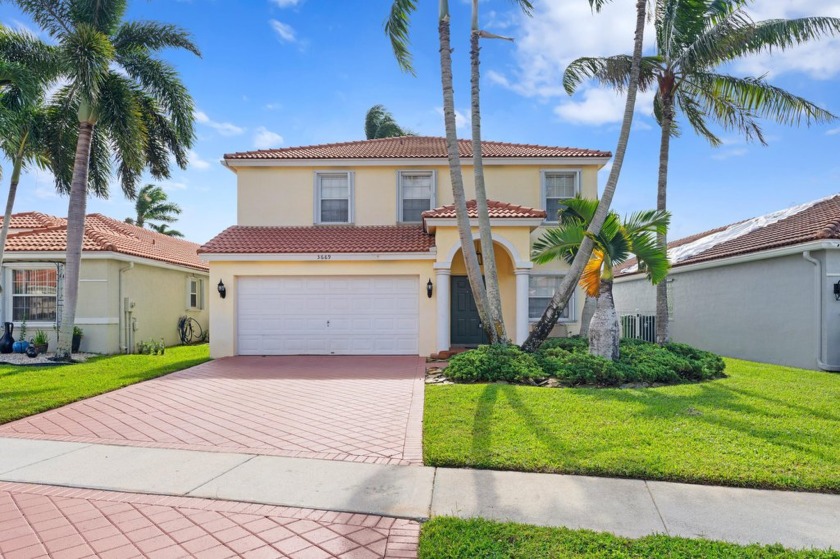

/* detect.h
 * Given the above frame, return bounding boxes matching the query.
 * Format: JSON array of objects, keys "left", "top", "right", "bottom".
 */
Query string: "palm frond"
[
  {"left": 532, "top": 223, "right": 587, "bottom": 265},
  {"left": 70, "top": 0, "right": 128, "bottom": 35},
  {"left": 580, "top": 249, "right": 605, "bottom": 297},
  {"left": 675, "top": 6, "right": 753, "bottom": 70},
  {"left": 622, "top": 208, "right": 670, "bottom": 236},
  {"left": 724, "top": 16, "right": 840, "bottom": 62},
  {"left": 384, "top": 0, "right": 418, "bottom": 74},
  {"left": 12, "top": 0, "right": 72, "bottom": 37},
  {"left": 97, "top": 71, "right": 145, "bottom": 198},
  {"left": 563, "top": 55, "right": 659, "bottom": 95},
  {"left": 507, "top": 0, "right": 533, "bottom": 17},
  {"left": 629, "top": 232, "right": 670, "bottom": 284},
  {"left": 112, "top": 21, "right": 200, "bottom": 56},
  {"left": 60, "top": 23, "right": 114, "bottom": 102}
]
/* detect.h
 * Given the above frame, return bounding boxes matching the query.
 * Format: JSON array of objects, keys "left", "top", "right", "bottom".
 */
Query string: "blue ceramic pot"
[{"left": 12, "top": 340, "right": 29, "bottom": 353}]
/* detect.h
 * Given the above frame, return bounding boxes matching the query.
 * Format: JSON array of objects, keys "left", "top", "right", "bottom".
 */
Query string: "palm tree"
[
  {"left": 364, "top": 104, "right": 413, "bottom": 139},
  {"left": 564, "top": 0, "right": 840, "bottom": 344},
  {"left": 127, "top": 183, "right": 182, "bottom": 229},
  {"left": 148, "top": 223, "right": 183, "bottom": 238},
  {"left": 0, "top": 27, "right": 55, "bottom": 283},
  {"left": 13, "top": 0, "right": 200, "bottom": 360},
  {"left": 532, "top": 197, "right": 670, "bottom": 360},
  {"left": 522, "top": 0, "right": 649, "bottom": 353}
]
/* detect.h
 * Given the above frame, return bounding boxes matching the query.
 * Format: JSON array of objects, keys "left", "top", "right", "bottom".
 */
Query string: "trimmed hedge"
[{"left": 445, "top": 338, "right": 726, "bottom": 387}]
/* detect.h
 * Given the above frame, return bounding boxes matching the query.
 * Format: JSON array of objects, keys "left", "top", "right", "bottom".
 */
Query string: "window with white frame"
[
  {"left": 542, "top": 171, "right": 579, "bottom": 222},
  {"left": 316, "top": 172, "right": 353, "bottom": 223},
  {"left": 529, "top": 275, "right": 573, "bottom": 322},
  {"left": 398, "top": 171, "right": 435, "bottom": 222},
  {"left": 187, "top": 278, "right": 204, "bottom": 310},
  {"left": 12, "top": 269, "right": 57, "bottom": 321}
]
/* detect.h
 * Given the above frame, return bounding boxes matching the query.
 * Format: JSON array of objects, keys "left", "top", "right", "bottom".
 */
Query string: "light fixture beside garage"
[
  {"left": 217, "top": 280, "right": 227, "bottom": 299},
  {"left": 427, "top": 278, "right": 433, "bottom": 298}
]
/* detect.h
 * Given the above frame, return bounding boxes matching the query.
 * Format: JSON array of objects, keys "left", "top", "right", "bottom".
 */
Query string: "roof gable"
[{"left": 423, "top": 200, "right": 546, "bottom": 220}]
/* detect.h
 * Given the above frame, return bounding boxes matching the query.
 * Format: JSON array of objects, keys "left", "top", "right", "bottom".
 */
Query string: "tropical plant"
[
  {"left": 12, "top": 0, "right": 200, "bottom": 360},
  {"left": 563, "top": 0, "right": 840, "bottom": 344},
  {"left": 126, "top": 183, "right": 182, "bottom": 229},
  {"left": 521, "top": 0, "right": 649, "bottom": 352},
  {"left": 148, "top": 222, "right": 183, "bottom": 237},
  {"left": 364, "top": 104, "right": 413, "bottom": 139},
  {"left": 532, "top": 197, "right": 670, "bottom": 360},
  {"left": 0, "top": 27, "right": 56, "bottom": 284}
]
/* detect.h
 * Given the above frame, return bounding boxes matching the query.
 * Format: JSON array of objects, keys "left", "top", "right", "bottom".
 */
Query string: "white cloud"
[
  {"left": 265, "top": 103, "right": 282, "bottom": 111},
  {"left": 712, "top": 148, "right": 749, "bottom": 160},
  {"left": 188, "top": 149, "right": 211, "bottom": 170},
  {"left": 435, "top": 107, "right": 471, "bottom": 130},
  {"left": 553, "top": 88, "right": 656, "bottom": 126},
  {"left": 271, "top": 0, "right": 301, "bottom": 6},
  {"left": 194, "top": 110, "right": 245, "bottom": 136},
  {"left": 270, "top": 19, "right": 297, "bottom": 43},
  {"left": 160, "top": 181, "right": 188, "bottom": 191},
  {"left": 253, "top": 127, "right": 284, "bottom": 149},
  {"left": 827, "top": 128, "right": 840, "bottom": 136}
]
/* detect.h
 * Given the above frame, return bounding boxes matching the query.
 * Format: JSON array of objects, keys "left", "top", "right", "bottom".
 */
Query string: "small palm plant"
[{"left": 532, "top": 197, "right": 670, "bottom": 361}]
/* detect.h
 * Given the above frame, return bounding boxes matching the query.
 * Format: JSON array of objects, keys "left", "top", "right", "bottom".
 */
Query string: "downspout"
[
  {"left": 118, "top": 262, "right": 134, "bottom": 353},
  {"left": 801, "top": 251, "right": 840, "bottom": 371}
]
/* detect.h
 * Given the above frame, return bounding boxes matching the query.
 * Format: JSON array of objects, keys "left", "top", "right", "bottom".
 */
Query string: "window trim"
[
  {"left": 528, "top": 273, "right": 576, "bottom": 323},
  {"left": 540, "top": 169, "right": 581, "bottom": 224},
  {"left": 314, "top": 171, "right": 354, "bottom": 224},
  {"left": 186, "top": 277, "right": 204, "bottom": 311},
  {"left": 397, "top": 170, "right": 437, "bottom": 223},
  {"left": 5, "top": 264, "right": 59, "bottom": 325}
]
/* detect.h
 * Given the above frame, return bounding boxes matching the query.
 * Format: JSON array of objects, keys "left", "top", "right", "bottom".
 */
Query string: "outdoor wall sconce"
[
  {"left": 427, "top": 279, "right": 434, "bottom": 298},
  {"left": 217, "top": 280, "right": 227, "bottom": 299}
]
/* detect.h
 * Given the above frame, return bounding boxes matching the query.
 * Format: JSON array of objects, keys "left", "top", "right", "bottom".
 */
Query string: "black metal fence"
[{"left": 620, "top": 314, "right": 656, "bottom": 343}]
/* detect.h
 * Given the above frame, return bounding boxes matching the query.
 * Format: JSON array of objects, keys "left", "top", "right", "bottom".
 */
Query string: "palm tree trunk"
[
  {"left": 522, "top": 0, "right": 648, "bottom": 352},
  {"left": 0, "top": 154, "right": 24, "bottom": 285},
  {"left": 470, "top": 6, "right": 506, "bottom": 343},
  {"left": 579, "top": 295, "right": 597, "bottom": 337},
  {"left": 589, "top": 279, "right": 619, "bottom": 361},
  {"left": 54, "top": 121, "right": 93, "bottom": 360},
  {"left": 655, "top": 91, "right": 674, "bottom": 345},
  {"left": 438, "top": 8, "right": 495, "bottom": 343}
]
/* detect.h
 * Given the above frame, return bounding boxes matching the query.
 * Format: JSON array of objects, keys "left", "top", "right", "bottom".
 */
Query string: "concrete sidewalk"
[{"left": 2, "top": 437, "right": 838, "bottom": 551}]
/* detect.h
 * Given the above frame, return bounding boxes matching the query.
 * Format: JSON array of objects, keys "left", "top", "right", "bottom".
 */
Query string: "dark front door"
[{"left": 451, "top": 276, "right": 488, "bottom": 346}]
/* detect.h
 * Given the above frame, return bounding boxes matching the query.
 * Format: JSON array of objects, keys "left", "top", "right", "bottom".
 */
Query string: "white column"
[
  {"left": 435, "top": 267, "right": 451, "bottom": 352},
  {"left": 515, "top": 269, "right": 531, "bottom": 345}
]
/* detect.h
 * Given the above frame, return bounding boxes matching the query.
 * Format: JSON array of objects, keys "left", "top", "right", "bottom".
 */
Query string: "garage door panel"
[{"left": 237, "top": 276, "right": 419, "bottom": 355}]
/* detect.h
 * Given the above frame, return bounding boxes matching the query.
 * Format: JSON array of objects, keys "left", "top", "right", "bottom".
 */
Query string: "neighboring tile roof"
[
  {"left": 224, "top": 136, "right": 611, "bottom": 160},
  {"left": 423, "top": 200, "right": 547, "bottom": 220},
  {"left": 616, "top": 195, "right": 840, "bottom": 274},
  {"left": 199, "top": 225, "right": 436, "bottom": 254},
  {"left": 4, "top": 213, "right": 208, "bottom": 271},
  {"left": 0, "top": 212, "right": 66, "bottom": 230}
]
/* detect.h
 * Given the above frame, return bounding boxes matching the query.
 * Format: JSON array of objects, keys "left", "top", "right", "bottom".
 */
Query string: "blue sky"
[{"left": 1, "top": 0, "right": 839, "bottom": 244}]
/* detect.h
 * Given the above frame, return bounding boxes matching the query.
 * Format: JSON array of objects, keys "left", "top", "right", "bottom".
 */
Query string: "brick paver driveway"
[
  {"left": 0, "top": 482, "right": 420, "bottom": 558},
  {"left": 0, "top": 356, "right": 426, "bottom": 465}
]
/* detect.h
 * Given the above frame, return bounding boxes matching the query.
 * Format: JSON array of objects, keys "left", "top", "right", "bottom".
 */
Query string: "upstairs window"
[
  {"left": 316, "top": 172, "right": 353, "bottom": 224},
  {"left": 12, "top": 268, "right": 57, "bottom": 322},
  {"left": 528, "top": 275, "right": 573, "bottom": 322},
  {"left": 399, "top": 171, "right": 436, "bottom": 222},
  {"left": 541, "top": 171, "right": 579, "bottom": 222}
]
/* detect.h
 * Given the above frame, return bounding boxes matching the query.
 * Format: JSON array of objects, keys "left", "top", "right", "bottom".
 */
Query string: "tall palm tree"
[
  {"left": 364, "top": 104, "right": 413, "bottom": 139},
  {"left": 564, "top": 0, "right": 840, "bottom": 344},
  {"left": 13, "top": 0, "right": 200, "bottom": 360},
  {"left": 0, "top": 27, "right": 55, "bottom": 284},
  {"left": 533, "top": 197, "right": 670, "bottom": 360},
  {"left": 148, "top": 223, "right": 183, "bottom": 238},
  {"left": 522, "top": 0, "right": 649, "bottom": 352},
  {"left": 127, "top": 183, "right": 182, "bottom": 229}
]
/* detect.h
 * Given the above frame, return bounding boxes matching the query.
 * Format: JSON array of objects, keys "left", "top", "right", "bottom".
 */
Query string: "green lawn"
[
  {"left": 0, "top": 345, "right": 210, "bottom": 424},
  {"left": 420, "top": 517, "right": 840, "bottom": 559},
  {"left": 424, "top": 358, "right": 840, "bottom": 492}
]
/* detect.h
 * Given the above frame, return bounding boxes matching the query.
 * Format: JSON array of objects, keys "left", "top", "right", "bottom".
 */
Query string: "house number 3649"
[{"left": 317, "top": 254, "right": 332, "bottom": 260}]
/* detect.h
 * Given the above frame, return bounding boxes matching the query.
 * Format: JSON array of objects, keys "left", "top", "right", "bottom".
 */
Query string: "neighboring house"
[
  {"left": 200, "top": 136, "right": 611, "bottom": 357},
  {"left": 0, "top": 212, "right": 209, "bottom": 354},
  {"left": 613, "top": 195, "right": 840, "bottom": 371}
]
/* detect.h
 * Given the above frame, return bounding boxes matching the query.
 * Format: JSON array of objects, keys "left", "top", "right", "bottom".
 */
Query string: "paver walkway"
[
  {"left": 0, "top": 356, "right": 426, "bottom": 465},
  {"left": 0, "top": 482, "right": 419, "bottom": 559}
]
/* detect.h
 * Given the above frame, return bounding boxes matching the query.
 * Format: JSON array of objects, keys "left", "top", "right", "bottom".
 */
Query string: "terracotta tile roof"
[
  {"left": 617, "top": 195, "right": 840, "bottom": 275},
  {"left": 224, "top": 136, "right": 611, "bottom": 160},
  {"left": 423, "top": 200, "right": 546, "bottom": 220},
  {"left": 4, "top": 214, "right": 208, "bottom": 271},
  {"left": 0, "top": 212, "right": 66, "bottom": 230},
  {"left": 199, "top": 225, "right": 435, "bottom": 254}
]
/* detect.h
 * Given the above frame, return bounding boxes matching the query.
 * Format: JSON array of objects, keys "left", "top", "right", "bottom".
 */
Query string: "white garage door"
[{"left": 237, "top": 276, "right": 419, "bottom": 355}]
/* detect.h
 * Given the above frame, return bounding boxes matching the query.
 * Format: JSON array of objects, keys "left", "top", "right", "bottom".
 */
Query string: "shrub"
[
  {"left": 551, "top": 352, "right": 625, "bottom": 386},
  {"left": 446, "top": 344, "right": 545, "bottom": 383}
]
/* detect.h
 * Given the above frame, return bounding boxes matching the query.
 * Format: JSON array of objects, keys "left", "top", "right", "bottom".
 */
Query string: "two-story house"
[{"left": 200, "top": 136, "right": 611, "bottom": 358}]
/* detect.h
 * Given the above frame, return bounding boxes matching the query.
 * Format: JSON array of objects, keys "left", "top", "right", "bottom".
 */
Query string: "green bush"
[{"left": 446, "top": 344, "right": 545, "bottom": 383}]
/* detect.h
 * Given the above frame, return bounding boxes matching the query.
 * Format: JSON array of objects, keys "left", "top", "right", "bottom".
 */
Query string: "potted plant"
[
  {"left": 72, "top": 326, "right": 83, "bottom": 353},
  {"left": 32, "top": 330, "right": 49, "bottom": 354},
  {"left": 13, "top": 320, "right": 29, "bottom": 353}
]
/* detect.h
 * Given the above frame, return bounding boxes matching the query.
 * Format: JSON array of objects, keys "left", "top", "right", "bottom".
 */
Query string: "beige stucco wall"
[
  {"left": 2, "top": 258, "right": 208, "bottom": 355},
  {"left": 236, "top": 164, "right": 601, "bottom": 227}
]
